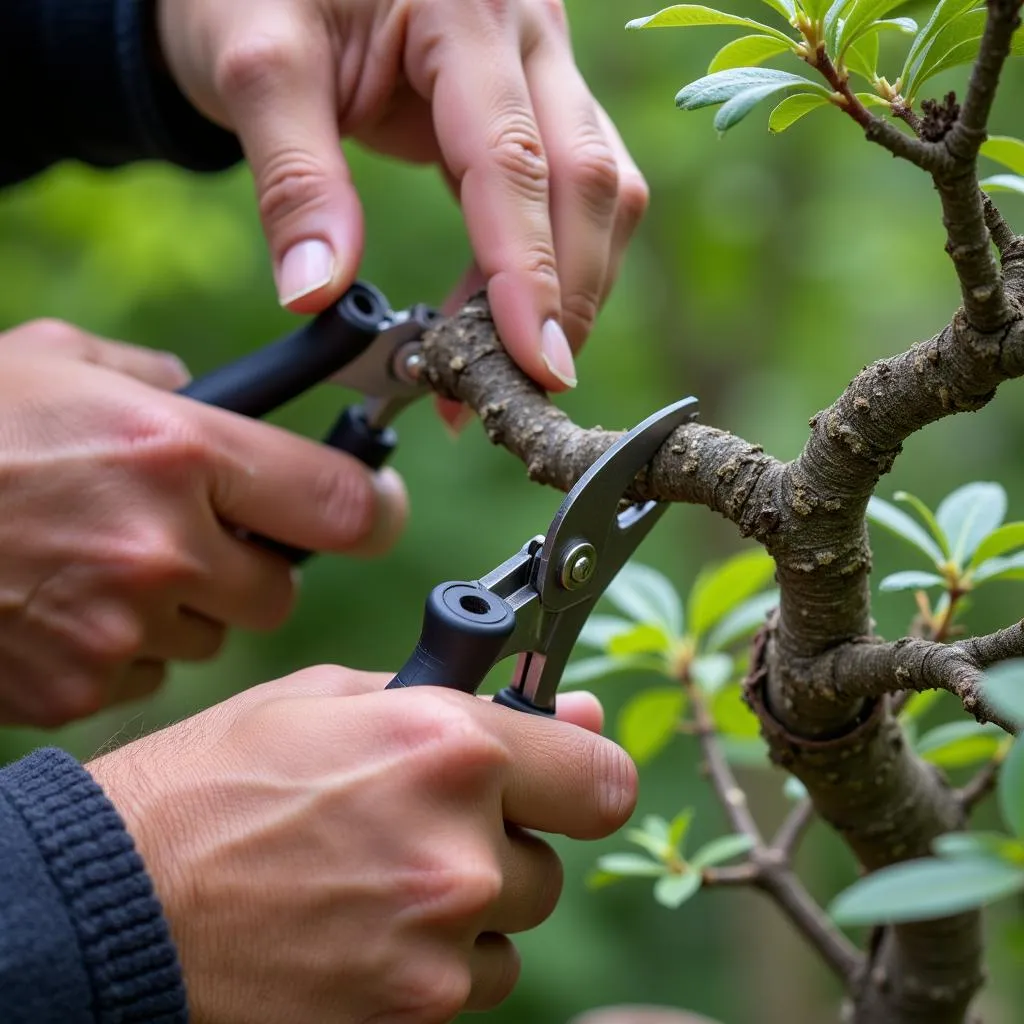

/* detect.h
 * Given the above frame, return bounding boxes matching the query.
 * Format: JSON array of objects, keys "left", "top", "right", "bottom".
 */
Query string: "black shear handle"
[
  {"left": 385, "top": 583, "right": 553, "bottom": 716},
  {"left": 180, "top": 281, "right": 387, "bottom": 416},
  {"left": 179, "top": 281, "right": 393, "bottom": 565}
]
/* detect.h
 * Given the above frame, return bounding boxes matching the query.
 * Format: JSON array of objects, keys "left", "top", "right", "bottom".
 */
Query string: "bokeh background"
[{"left": 1, "top": 2, "right": 1023, "bottom": 1020}]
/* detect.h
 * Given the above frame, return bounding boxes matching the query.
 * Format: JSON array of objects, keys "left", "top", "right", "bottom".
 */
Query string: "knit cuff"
[
  {"left": 43, "top": 0, "right": 241, "bottom": 172},
  {"left": 1, "top": 749, "right": 188, "bottom": 1023}
]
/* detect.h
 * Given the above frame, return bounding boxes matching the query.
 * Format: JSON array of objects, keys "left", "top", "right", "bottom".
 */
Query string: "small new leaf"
[
  {"left": 933, "top": 831, "right": 1024, "bottom": 862},
  {"left": 676, "top": 68, "right": 828, "bottom": 111},
  {"left": 878, "top": 570, "right": 945, "bottom": 593},
  {"left": 830, "top": 857, "right": 1024, "bottom": 925},
  {"left": 627, "top": 5, "right": 795, "bottom": 44},
  {"left": 970, "top": 522, "right": 1024, "bottom": 568},
  {"left": 916, "top": 721, "right": 1004, "bottom": 769},
  {"left": 605, "top": 562, "right": 685, "bottom": 638},
  {"left": 769, "top": 93, "right": 831, "bottom": 132},
  {"left": 608, "top": 623, "right": 673, "bottom": 658},
  {"left": 894, "top": 491, "right": 949, "bottom": 557},
  {"left": 596, "top": 853, "right": 666, "bottom": 878},
  {"left": 709, "top": 34, "right": 792, "bottom": 73},
  {"left": 936, "top": 482, "right": 1007, "bottom": 568},
  {"left": 562, "top": 655, "right": 655, "bottom": 686},
  {"left": 999, "top": 738, "right": 1024, "bottom": 839},
  {"left": 688, "top": 549, "right": 776, "bottom": 639},
  {"left": 690, "top": 834, "right": 756, "bottom": 870},
  {"left": 867, "top": 496, "right": 944, "bottom": 565},
  {"left": 982, "top": 175, "right": 1024, "bottom": 196},
  {"left": 654, "top": 871, "right": 703, "bottom": 909},
  {"left": 618, "top": 687, "right": 687, "bottom": 765},
  {"left": 705, "top": 590, "right": 779, "bottom": 651},
  {"left": 692, "top": 653, "right": 735, "bottom": 694},
  {"left": 981, "top": 136, "right": 1024, "bottom": 177},
  {"left": 972, "top": 551, "right": 1024, "bottom": 584}
]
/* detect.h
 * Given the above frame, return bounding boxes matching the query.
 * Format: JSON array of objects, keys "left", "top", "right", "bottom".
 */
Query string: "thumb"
[{"left": 214, "top": 19, "right": 364, "bottom": 312}]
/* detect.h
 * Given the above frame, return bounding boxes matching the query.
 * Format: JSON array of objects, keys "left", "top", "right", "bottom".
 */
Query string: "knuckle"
[
  {"left": 213, "top": 32, "right": 305, "bottom": 105},
  {"left": 618, "top": 171, "right": 651, "bottom": 227},
  {"left": 476, "top": 0, "right": 513, "bottom": 23},
  {"left": 19, "top": 318, "right": 88, "bottom": 356},
  {"left": 115, "top": 522, "right": 203, "bottom": 592},
  {"left": 256, "top": 151, "right": 332, "bottom": 229},
  {"left": 568, "top": 136, "right": 620, "bottom": 215},
  {"left": 560, "top": 291, "right": 600, "bottom": 342},
  {"left": 77, "top": 607, "right": 146, "bottom": 667},
  {"left": 397, "top": 960, "right": 472, "bottom": 1024},
  {"left": 536, "top": 0, "right": 568, "bottom": 31},
  {"left": 489, "top": 115, "right": 550, "bottom": 202}
]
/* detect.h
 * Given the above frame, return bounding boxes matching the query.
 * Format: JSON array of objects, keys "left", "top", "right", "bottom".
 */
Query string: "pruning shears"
[
  {"left": 179, "top": 280, "right": 439, "bottom": 562},
  {"left": 181, "top": 278, "right": 699, "bottom": 715},
  {"left": 386, "top": 395, "right": 700, "bottom": 715}
]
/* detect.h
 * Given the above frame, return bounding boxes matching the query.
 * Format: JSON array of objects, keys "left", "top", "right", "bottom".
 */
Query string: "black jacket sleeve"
[
  {"left": 0, "top": 748, "right": 188, "bottom": 1023},
  {"left": 0, "top": 0, "right": 241, "bottom": 187}
]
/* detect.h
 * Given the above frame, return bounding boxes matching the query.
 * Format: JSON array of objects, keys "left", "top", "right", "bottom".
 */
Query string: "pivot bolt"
[{"left": 560, "top": 543, "right": 597, "bottom": 590}]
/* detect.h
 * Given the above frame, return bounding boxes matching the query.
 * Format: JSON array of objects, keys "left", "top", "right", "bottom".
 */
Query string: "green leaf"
[
  {"left": 691, "top": 653, "right": 735, "bottom": 694},
  {"left": 970, "top": 522, "right": 1024, "bottom": 568},
  {"left": 784, "top": 775, "right": 809, "bottom": 801},
  {"left": 585, "top": 869, "right": 623, "bottom": 891},
  {"left": 825, "top": 0, "right": 855, "bottom": 53},
  {"left": 916, "top": 720, "right": 1004, "bottom": 768},
  {"left": 605, "top": 562, "right": 684, "bottom": 637},
  {"left": 562, "top": 655, "right": 655, "bottom": 686},
  {"left": 668, "top": 807, "right": 696, "bottom": 852},
  {"left": 706, "top": 590, "right": 779, "bottom": 651},
  {"left": 577, "top": 614, "right": 634, "bottom": 650},
  {"left": 972, "top": 551, "right": 1024, "bottom": 584},
  {"left": 690, "top": 833, "right": 756, "bottom": 870},
  {"left": 596, "top": 853, "right": 667, "bottom": 877},
  {"left": 709, "top": 34, "right": 793, "bottom": 73},
  {"left": 836, "top": 0, "right": 913, "bottom": 56},
  {"left": 845, "top": 29, "right": 880, "bottom": 79},
  {"left": 982, "top": 174, "right": 1024, "bottom": 196},
  {"left": 608, "top": 623, "right": 673, "bottom": 658},
  {"left": 900, "top": 688, "right": 944, "bottom": 722},
  {"left": 901, "top": 0, "right": 977, "bottom": 90},
  {"left": 856, "top": 91, "right": 892, "bottom": 108},
  {"left": 894, "top": 490, "right": 950, "bottom": 557},
  {"left": 867, "top": 496, "right": 945, "bottom": 564},
  {"left": 626, "top": 827, "right": 672, "bottom": 861},
  {"left": 878, "top": 570, "right": 945, "bottom": 592},
  {"left": 937, "top": 482, "right": 1007, "bottom": 567},
  {"left": 999, "top": 737, "right": 1024, "bottom": 838},
  {"left": 627, "top": 5, "right": 795, "bottom": 44},
  {"left": 877, "top": 16, "right": 918, "bottom": 33},
  {"left": 830, "top": 857, "right": 1024, "bottom": 925},
  {"left": 712, "top": 683, "right": 761, "bottom": 739},
  {"left": 617, "top": 687, "right": 687, "bottom": 765},
  {"left": 905, "top": 6, "right": 986, "bottom": 94},
  {"left": 676, "top": 68, "right": 827, "bottom": 111},
  {"left": 983, "top": 660, "right": 1024, "bottom": 729},
  {"left": 642, "top": 814, "right": 672, "bottom": 844},
  {"left": 768, "top": 92, "right": 832, "bottom": 131},
  {"left": 654, "top": 871, "right": 703, "bottom": 908},
  {"left": 760, "top": 0, "right": 797, "bottom": 20},
  {"left": 688, "top": 550, "right": 776, "bottom": 639},
  {"left": 715, "top": 83, "right": 818, "bottom": 132},
  {"left": 980, "top": 136, "right": 1024, "bottom": 176},
  {"left": 933, "top": 831, "right": 1023, "bottom": 861}
]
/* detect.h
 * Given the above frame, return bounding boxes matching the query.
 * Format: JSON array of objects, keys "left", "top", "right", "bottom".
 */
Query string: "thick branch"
[{"left": 787, "top": 622, "right": 1024, "bottom": 734}]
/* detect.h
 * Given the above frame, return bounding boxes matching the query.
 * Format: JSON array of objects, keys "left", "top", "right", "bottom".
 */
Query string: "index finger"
[
  {"left": 407, "top": 5, "right": 577, "bottom": 392},
  {"left": 484, "top": 701, "right": 638, "bottom": 840}
]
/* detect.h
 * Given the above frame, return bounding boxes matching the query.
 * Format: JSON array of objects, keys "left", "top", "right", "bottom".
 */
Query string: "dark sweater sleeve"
[
  {"left": 0, "top": 748, "right": 188, "bottom": 1023},
  {"left": 0, "top": 0, "right": 241, "bottom": 187}
]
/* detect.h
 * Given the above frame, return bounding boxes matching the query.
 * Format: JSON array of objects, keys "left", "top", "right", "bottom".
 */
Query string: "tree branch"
[
  {"left": 785, "top": 622, "right": 1024, "bottom": 734},
  {"left": 957, "top": 758, "right": 1003, "bottom": 812},
  {"left": 771, "top": 799, "right": 815, "bottom": 860}
]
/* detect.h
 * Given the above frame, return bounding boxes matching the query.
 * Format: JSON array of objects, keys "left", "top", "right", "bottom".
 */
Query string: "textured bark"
[{"left": 411, "top": 5, "right": 1024, "bottom": 1019}]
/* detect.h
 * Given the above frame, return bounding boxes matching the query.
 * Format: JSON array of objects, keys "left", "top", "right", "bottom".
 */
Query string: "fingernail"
[
  {"left": 277, "top": 239, "right": 335, "bottom": 306},
  {"left": 362, "top": 467, "right": 408, "bottom": 557},
  {"left": 540, "top": 319, "right": 577, "bottom": 389},
  {"left": 443, "top": 405, "right": 476, "bottom": 441}
]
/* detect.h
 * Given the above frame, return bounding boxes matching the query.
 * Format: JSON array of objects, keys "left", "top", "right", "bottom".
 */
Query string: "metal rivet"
[{"left": 560, "top": 542, "right": 597, "bottom": 590}]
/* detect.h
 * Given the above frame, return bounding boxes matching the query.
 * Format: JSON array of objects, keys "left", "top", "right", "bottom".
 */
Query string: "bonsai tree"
[{"left": 411, "top": 1, "right": 1024, "bottom": 1020}]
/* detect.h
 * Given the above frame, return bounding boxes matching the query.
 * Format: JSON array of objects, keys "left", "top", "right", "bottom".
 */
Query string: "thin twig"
[
  {"left": 957, "top": 758, "right": 1004, "bottom": 812},
  {"left": 772, "top": 800, "right": 815, "bottom": 861},
  {"left": 983, "top": 193, "right": 1019, "bottom": 255},
  {"left": 689, "top": 685, "right": 764, "bottom": 843},
  {"left": 757, "top": 869, "right": 864, "bottom": 985}
]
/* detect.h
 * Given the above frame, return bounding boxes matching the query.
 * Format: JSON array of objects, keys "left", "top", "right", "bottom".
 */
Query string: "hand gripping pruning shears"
[{"left": 180, "top": 280, "right": 698, "bottom": 714}]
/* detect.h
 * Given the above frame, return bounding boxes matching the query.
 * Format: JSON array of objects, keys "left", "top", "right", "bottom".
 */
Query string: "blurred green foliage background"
[{"left": 1, "top": 2, "right": 1023, "bottom": 1020}]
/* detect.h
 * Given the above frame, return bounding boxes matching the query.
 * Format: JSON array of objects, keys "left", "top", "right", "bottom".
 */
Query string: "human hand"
[
  {"left": 157, "top": 0, "right": 650, "bottom": 394},
  {"left": 0, "top": 320, "right": 406, "bottom": 728},
  {"left": 86, "top": 666, "right": 636, "bottom": 1024}
]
